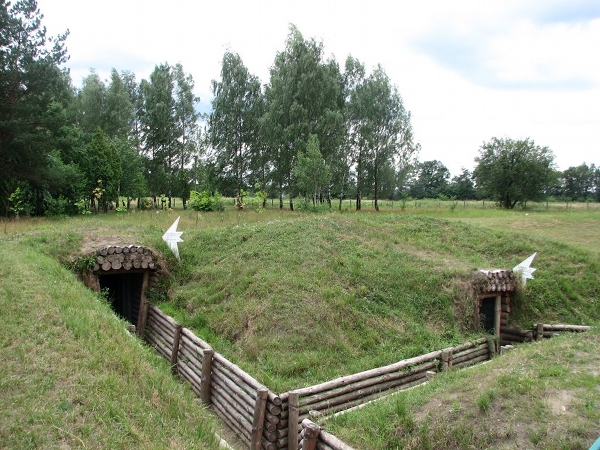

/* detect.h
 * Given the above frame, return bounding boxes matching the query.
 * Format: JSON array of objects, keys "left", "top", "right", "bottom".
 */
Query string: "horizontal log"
[
  {"left": 176, "top": 361, "right": 202, "bottom": 396},
  {"left": 146, "top": 316, "right": 175, "bottom": 345},
  {"left": 266, "top": 402, "right": 282, "bottom": 416},
  {"left": 316, "top": 443, "right": 334, "bottom": 450},
  {"left": 149, "top": 306, "right": 179, "bottom": 328},
  {"left": 451, "top": 338, "right": 488, "bottom": 353},
  {"left": 451, "top": 348, "right": 489, "bottom": 366},
  {"left": 292, "top": 349, "right": 442, "bottom": 397},
  {"left": 319, "top": 428, "right": 355, "bottom": 450},
  {"left": 177, "top": 343, "right": 203, "bottom": 373},
  {"left": 181, "top": 327, "right": 212, "bottom": 350},
  {"left": 540, "top": 324, "right": 590, "bottom": 332},
  {"left": 265, "top": 411, "right": 280, "bottom": 425},
  {"left": 301, "top": 371, "right": 428, "bottom": 417},
  {"left": 147, "top": 312, "right": 177, "bottom": 338},
  {"left": 211, "top": 372, "right": 256, "bottom": 415},
  {"left": 213, "top": 353, "right": 268, "bottom": 393},
  {"left": 211, "top": 400, "right": 251, "bottom": 447},
  {"left": 212, "top": 376, "right": 255, "bottom": 420},
  {"left": 300, "top": 361, "right": 437, "bottom": 409},
  {"left": 212, "top": 367, "right": 258, "bottom": 408},
  {"left": 211, "top": 390, "right": 253, "bottom": 436},
  {"left": 144, "top": 331, "right": 171, "bottom": 359},
  {"left": 502, "top": 326, "right": 532, "bottom": 337},
  {"left": 263, "top": 428, "right": 278, "bottom": 443},
  {"left": 453, "top": 344, "right": 488, "bottom": 359},
  {"left": 262, "top": 439, "right": 278, "bottom": 450},
  {"left": 148, "top": 306, "right": 179, "bottom": 330},
  {"left": 500, "top": 333, "right": 530, "bottom": 343}
]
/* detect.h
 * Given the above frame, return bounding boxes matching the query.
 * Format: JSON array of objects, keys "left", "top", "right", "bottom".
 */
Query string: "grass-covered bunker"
[{"left": 80, "top": 245, "right": 162, "bottom": 334}]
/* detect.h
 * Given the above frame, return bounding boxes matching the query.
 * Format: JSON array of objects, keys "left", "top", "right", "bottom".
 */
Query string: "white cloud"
[{"left": 37, "top": 0, "right": 600, "bottom": 176}]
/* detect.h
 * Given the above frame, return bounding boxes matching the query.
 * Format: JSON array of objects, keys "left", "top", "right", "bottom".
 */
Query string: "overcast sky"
[{"left": 37, "top": 0, "right": 600, "bottom": 176}]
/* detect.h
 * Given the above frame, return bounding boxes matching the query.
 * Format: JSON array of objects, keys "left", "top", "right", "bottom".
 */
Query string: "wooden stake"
[
  {"left": 251, "top": 388, "right": 268, "bottom": 450},
  {"left": 200, "top": 349, "right": 214, "bottom": 405},
  {"left": 288, "top": 392, "right": 300, "bottom": 450},
  {"left": 170, "top": 324, "right": 183, "bottom": 374}
]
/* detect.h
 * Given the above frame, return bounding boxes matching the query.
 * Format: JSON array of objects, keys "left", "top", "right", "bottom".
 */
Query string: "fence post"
[
  {"left": 441, "top": 350, "right": 453, "bottom": 371},
  {"left": 300, "top": 419, "right": 320, "bottom": 450},
  {"left": 170, "top": 324, "right": 183, "bottom": 374},
  {"left": 288, "top": 391, "right": 300, "bottom": 450},
  {"left": 200, "top": 348, "right": 214, "bottom": 404},
  {"left": 136, "top": 271, "right": 150, "bottom": 338},
  {"left": 536, "top": 323, "right": 544, "bottom": 342},
  {"left": 251, "top": 388, "right": 268, "bottom": 450}
]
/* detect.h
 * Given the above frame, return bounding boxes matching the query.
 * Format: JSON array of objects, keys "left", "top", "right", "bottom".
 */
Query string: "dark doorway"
[
  {"left": 99, "top": 273, "right": 144, "bottom": 324},
  {"left": 480, "top": 297, "right": 496, "bottom": 334}
]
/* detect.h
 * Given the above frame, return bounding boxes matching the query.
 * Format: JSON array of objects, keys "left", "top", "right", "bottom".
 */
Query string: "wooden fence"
[
  {"left": 144, "top": 306, "right": 590, "bottom": 450},
  {"left": 500, "top": 323, "right": 590, "bottom": 345}
]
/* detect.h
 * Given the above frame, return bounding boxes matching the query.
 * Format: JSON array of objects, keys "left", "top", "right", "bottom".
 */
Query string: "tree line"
[{"left": 1, "top": 1, "right": 598, "bottom": 218}]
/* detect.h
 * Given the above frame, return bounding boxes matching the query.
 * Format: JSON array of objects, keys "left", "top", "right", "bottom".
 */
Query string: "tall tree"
[
  {"left": 262, "top": 25, "right": 344, "bottom": 210},
  {"left": 173, "top": 63, "right": 200, "bottom": 208},
  {"left": 448, "top": 168, "right": 477, "bottom": 200},
  {"left": 140, "top": 63, "right": 176, "bottom": 202},
  {"left": 75, "top": 70, "right": 106, "bottom": 136},
  {"left": 293, "top": 134, "right": 330, "bottom": 205},
  {"left": 209, "top": 51, "right": 261, "bottom": 198},
  {"left": 104, "top": 69, "right": 134, "bottom": 140},
  {"left": 409, "top": 160, "right": 450, "bottom": 199},
  {"left": 0, "top": 0, "right": 70, "bottom": 215},
  {"left": 347, "top": 63, "right": 418, "bottom": 210},
  {"left": 474, "top": 137, "right": 555, "bottom": 209},
  {"left": 80, "top": 128, "right": 122, "bottom": 212},
  {"left": 562, "top": 163, "right": 595, "bottom": 202}
]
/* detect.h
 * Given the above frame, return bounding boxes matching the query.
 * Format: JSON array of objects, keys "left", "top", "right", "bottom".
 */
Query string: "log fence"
[
  {"left": 501, "top": 323, "right": 590, "bottom": 345},
  {"left": 143, "top": 306, "right": 589, "bottom": 450}
]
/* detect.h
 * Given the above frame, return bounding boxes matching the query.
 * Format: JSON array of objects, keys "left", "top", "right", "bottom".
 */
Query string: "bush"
[{"left": 189, "top": 191, "right": 225, "bottom": 212}]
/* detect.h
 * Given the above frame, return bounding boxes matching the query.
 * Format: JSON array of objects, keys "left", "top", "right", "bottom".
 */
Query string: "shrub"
[{"left": 189, "top": 190, "right": 225, "bottom": 212}]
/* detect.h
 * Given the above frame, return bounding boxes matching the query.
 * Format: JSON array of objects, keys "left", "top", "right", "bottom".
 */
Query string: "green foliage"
[
  {"left": 188, "top": 190, "right": 224, "bottom": 212},
  {"left": 0, "top": 0, "right": 71, "bottom": 215},
  {"left": 8, "top": 187, "right": 33, "bottom": 218},
  {"left": 410, "top": 160, "right": 450, "bottom": 199},
  {"left": 293, "top": 134, "right": 331, "bottom": 204},
  {"left": 210, "top": 51, "right": 262, "bottom": 198},
  {"left": 474, "top": 137, "right": 556, "bottom": 209}
]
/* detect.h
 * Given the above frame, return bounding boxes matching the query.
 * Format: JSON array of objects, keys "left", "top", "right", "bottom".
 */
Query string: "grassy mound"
[
  {"left": 325, "top": 328, "right": 600, "bottom": 450},
  {"left": 0, "top": 238, "right": 220, "bottom": 449},
  {"left": 160, "top": 211, "right": 600, "bottom": 391}
]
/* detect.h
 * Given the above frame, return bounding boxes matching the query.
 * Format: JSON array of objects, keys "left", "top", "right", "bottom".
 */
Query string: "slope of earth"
[
  {"left": 0, "top": 236, "right": 221, "bottom": 449},
  {"left": 325, "top": 328, "right": 600, "bottom": 450},
  {"left": 160, "top": 211, "right": 600, "bottom": 392}
]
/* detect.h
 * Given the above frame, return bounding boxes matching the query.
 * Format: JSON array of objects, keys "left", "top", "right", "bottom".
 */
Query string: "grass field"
[
  {"left": 0, "top": 231, "right": 221, "bottom": 449},
  {"left": 1, "top": 200, "right": 599, "bottom": 449}
]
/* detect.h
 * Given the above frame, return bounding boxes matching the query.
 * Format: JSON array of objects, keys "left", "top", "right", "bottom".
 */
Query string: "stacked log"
[
  {"left": 475, "top": 269, "right": 516, "bottom": 293},
  {"left": 285, "top": 350, "right": 443, "bottom": 448},
  {"left": 450, "top": 338, "right": 491, "bottom": 370},
  {"left": 92, "top": 245, "right": 159, "bottom": 272},
  {"left": 145, "top": 306, "right": 177, "bottom": 359},
  {"left": 176, "top": 328, "right": 212, "bottom": 398},
  {"left": 210, "top": 353, "right": 281, "bottom": 450},
  {"left": 299, "top": 419, "right": 355, "bottom": 450},
  {"left": 500, "top": 325, "right": 533, "bottom": 345}
]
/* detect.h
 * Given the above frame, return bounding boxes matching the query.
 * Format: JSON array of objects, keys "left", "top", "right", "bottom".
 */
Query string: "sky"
[{"left": 36, "top": 0, "right": 600, "bottom": 176}]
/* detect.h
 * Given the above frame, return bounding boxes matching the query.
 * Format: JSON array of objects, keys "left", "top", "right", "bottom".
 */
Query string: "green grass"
[
  {"left": 0, "top": 237, "right": 220, "bottom": 449},
  {"left": 325, "top": 329, "right": 600, "bottom": 450},
  {"left": 2, "top": 202, "right": 599, "bottom": 448}
]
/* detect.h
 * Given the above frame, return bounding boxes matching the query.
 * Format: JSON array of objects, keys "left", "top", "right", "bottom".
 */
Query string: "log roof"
[{"left": 474, "top": 269, "right": 517, "bottom": 294}]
